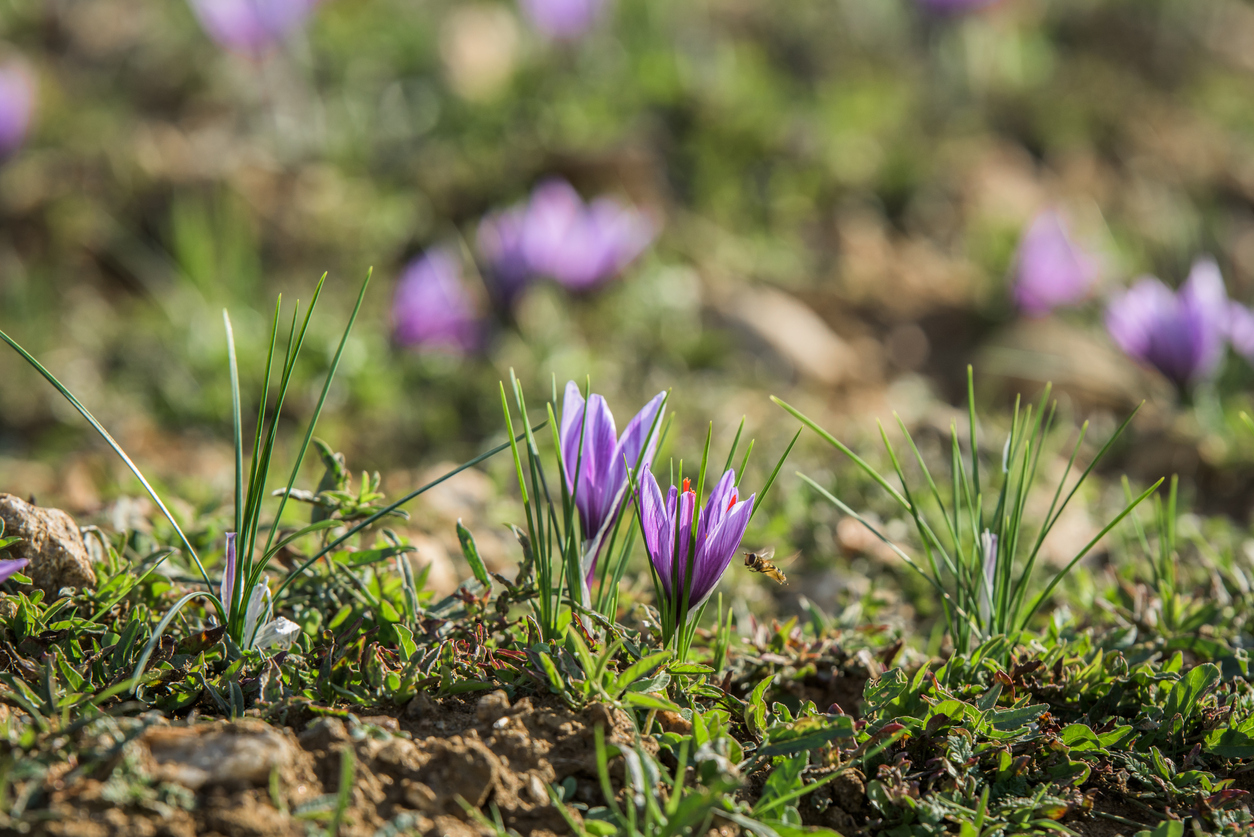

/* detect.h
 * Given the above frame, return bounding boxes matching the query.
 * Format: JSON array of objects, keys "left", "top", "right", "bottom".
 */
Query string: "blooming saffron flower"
[
  {"left": 560, "top": 381, "right": 665, "bottom": 585},
  {"left": 0, "top": 61, "right": 35, "bottom": 160},
  {"left": 1012, "top": 210, "right": 1099, "bottom": 316},
  {"left": 1228, "top": 302, "right": 1254, "bottom": 364},
  {"left": 242, "top": 580, "right": 300, "bottom": 650},
  {"left": 391, "top": 248, "right": 481, "bottom": 355},
  {"left": 477, "top": 178, "right": 654, "bottom": 296},
  {"left": 1105, "top": 258, "right": 1230, "bottom": 388},
  {"left": 0, "top": 557, "right": 29, "bottom": 583},
  {"left": 187, "top": 0, "right": 318, "bottom": 55},
  {"left": 519, "top": 0, "right": 608, "bottom": 41},
  {"left": 916, "top": 0, "right": 1000, "bottom": 13},
  {"left": 638, "top": 468, "right": 754, "bottom": 611}
]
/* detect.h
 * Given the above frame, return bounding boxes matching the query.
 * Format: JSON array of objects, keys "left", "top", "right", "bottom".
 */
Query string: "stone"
[
  {"left": 0, "top": 493, "right": 97, "bottom": 595},
  {"left": 143, "top": 720, "right": 293, "bottom": 789}
]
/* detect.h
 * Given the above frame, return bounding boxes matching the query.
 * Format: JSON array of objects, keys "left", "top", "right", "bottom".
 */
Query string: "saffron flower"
[
  {"left": 638, "top": 468, "right": 754, "bottom": 612},
  {"left": 0, "top": 61, "right": 35, "bottom": 159},
  {"left": 478, "top": 178, "right": 654, "bottom": 295},
  {"left": 1228, "top": 302, "right": 1254, "bottom": 364},
  {"left": 560, "top": 381, "right": 666, "bottom": 585},
  {"left": 519, "top": 0, "right": 608, "bottom": 41},
  {"left": 916, "top": 0, "right": 1000, "bottom": 13},
  {"left": 391, "top": 248, "right": 481, "bottom": 355},
  {"left": 0, "top": 557, "right": 29, "bottom": 583},
  {"left": 187, "top": 0, "right": 319, "bottom": 55},
  {"left": 1105, "top": 259, "right": 1230, "bottom": 388},
  {"left": 1012, "top": 210, "right": 1099, "bottom": 316},
  {"left": 219, "top": 532, "right": 299, "bottom": 651}
]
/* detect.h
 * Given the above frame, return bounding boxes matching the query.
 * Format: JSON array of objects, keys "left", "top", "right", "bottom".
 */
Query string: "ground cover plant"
[{"left": 1, "top": 284, "right": 1253, "bottom": 836}]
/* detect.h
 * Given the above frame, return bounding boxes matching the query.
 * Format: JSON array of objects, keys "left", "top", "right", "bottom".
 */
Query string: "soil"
[{"left": 23, "top": 692, "right": 643, "bottom": 837}]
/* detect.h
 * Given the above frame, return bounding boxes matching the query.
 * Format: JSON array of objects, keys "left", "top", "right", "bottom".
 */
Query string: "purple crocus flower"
[
  {"left": 917, "top": 0, "right": 1000, "bottom": 14},
  {"left": 187, "top": 0, "right": 319, "bottom": 55},
  {"left": 0, "top": 61, "right": 35, "bottom": 159},
  {"left": 1228, "top": 302, "right": 1254, "bottom": 364},
  {"left": 392, "top": 248, "right": 481, "bottom": 355},
  {"left": 477, "top": 178, "right": 654, "bottom": 296},
  {"left": 560, "top": 381, "right": 666, "bottom": 585},
  {"left": 1012, "top": 210, "right": 1099, "bottom": 316},
  {"left": 1105, "top": 258, "right": 1230, "bottom": 388},
  {"left": 0, "top": 557, "right": 30, "bottom": 583},
  {"left": 476, "top": 205, "right": 531, "bottom": 303},
  {"left": 519, "top": 0, "right": 608, "bottom": 41},
  {"left": 638, "top": 468, "right": 754, "bottom": 611}
]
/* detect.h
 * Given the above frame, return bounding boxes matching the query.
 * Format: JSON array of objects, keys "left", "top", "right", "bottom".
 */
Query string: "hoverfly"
[{"left": 743, "top": 547, "right": 788, "bottom": 584}]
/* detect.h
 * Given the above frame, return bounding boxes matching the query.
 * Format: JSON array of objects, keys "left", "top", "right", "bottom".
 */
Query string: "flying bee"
[{"left": 743, "top": 547, "right": 788, "bottom": 584}]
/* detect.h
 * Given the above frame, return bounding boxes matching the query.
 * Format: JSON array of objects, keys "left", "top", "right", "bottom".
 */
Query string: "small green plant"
[{"left": 775, "top": 368, "right": 1161, "bottom": 665}]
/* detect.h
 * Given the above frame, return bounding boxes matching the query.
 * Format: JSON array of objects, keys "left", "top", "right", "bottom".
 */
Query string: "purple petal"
[
  {"left": 1229, "top": 302, "right": 1254, "bottom": 362},
  {"left": 672, "top": 487, "right": 696, "bottom": 600},
  {"left": 560, "top": 380, "right": 587, "bottom": 490},
  {"left": 519, "top": 0, "right": 608, "bottom": 40},
  {"left": 0, "top": 62, "right": 34, "bottom": 159},
  {"left": 916, "top": 0, "right": 999, "bottom": 13},
  {"left": 1180, "top": 258, "right": 1229, "bottom": 378},
  {"left": 690, "top": 494, "right": 754, "bottom": 608},
  {"left": 391, "top": 248, "right": 481, "bottom": 355},
  {"left": 698, "top": 469, "right": 738, "bottom": 546},
  {"left": 1012, "top": 210, "right": 1099, "bottom": 316},
  {"left": 521, "top": 178, "right": 583, "bottom": 278},
  {"left": 639, "top": 471, "right": 673, "bottom": 595},
  {"left": 605, "top": 391, "right": 666, "bottom": 514},
  {"left": 0, "top": 557, "right": 29, "bottom": 584},
  {"left": 187, "top": 0, "right": 318, "bottom": 54},
  {"left": 477, "top": 205, "right": 531, "bottom": 302}
]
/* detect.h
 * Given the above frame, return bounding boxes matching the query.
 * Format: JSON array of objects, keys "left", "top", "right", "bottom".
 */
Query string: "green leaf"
[
  {"left": 758, "top": 714, "right": 855, "bottom": 758},
  {"left": 613, "top": 650, "right": 671, "bottom": 698},
  {"left": 1134, "top": 819, "right": 1185, "bottom": 837},
  {"left": 456, "top": 521, "right": 491, "bottom": 591},
  {"left": 1059, "top": 724, "right": 1104, "bottom": 753},
  {"left": 745, "top": 675, "right": 774, "bottom": 738},
  {"left": 986, "top": 703, "right": 1048, "bottom": 732},
  {"left": 623, "top": 692, "right": 682, "bottom": 713},
  {"left": 1160, "top": 663, "right": 1220, "bottom": 721}
]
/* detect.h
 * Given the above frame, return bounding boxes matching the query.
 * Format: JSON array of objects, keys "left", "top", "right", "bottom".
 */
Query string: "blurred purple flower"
[
  {"left": 1229, "top": 302, "right": 1254, "bottom": 364},
  {"left": 917, "top": 0, "right": 1000, "bottom": 14},
  {"left": 519, "top": 0, "right": 608, "bottom": 41},
  {"left": 188, "top": 0, "right": 319, "bottom": 55},
  {"left": 560, "top": 381, "right": 665, "bottom": 585},
  {"left": 478, "top": 178, "right": 654, "bottom": 296},
  {"left": 476, "top": 205, "right": 530, "bottom": 303},
  {"left": 392, "top": 248, "right": 481, "bottom": 354},
  {"left": 0, "top": 557, "right": 29, "bottom": 583},
  {"left": 639, "top": 469, "right": 754, "bottom": 611},
  {"left": 1012, "top": 210, "right": 1099, "bottom": 316},
  {"left": 1105, "top": 258, "right": 1229, "bottom": 387},
  {"left": 0, "top": 61, "right": 35, "bottom": 159}
]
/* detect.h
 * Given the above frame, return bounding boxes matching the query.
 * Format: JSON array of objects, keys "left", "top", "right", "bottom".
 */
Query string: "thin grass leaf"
[
  {"left": 748, "top": 427, "right": 800, "bottom": 526},
  {"left": 0, "top": 328, "right": 215, "bottom": 597}
]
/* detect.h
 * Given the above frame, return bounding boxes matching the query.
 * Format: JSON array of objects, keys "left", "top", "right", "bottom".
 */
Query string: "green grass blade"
[
  {"left": 772, "top": 396, "right": 910, "bottom": 510},
  {"left": 261, "top": 270, "right": 371, "bottom": 562},
  {"left": 224, "top": 311, "right": 245, "bottom": 548},
  {"left": 748, "top": 427, "right": 800, "bottom": 525}
]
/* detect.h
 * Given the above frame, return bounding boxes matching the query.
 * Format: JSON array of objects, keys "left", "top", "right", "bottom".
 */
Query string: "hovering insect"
[{"left": 743, "top": 547, "right": 787, "bottom": 584}]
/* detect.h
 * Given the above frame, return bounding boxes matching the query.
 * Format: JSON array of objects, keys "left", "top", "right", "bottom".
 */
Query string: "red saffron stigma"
[
  {"left": 727, "top": 493, "right": 737, "bottom": 511},
  {"left": 682, "top": 478, "right": 692, "bottom": 494}
]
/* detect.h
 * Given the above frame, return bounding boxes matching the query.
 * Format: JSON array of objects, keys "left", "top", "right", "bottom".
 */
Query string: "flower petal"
[
  {"left": 639, "top": 470, "right": 673, "bottom": 595},
  {"left": 220, "top": 532, "right": 237, "bottom": 618},
  {"left": 690, "top": 494, "right": 754, "bottom": 609},
  {"left": 243, "top": 582, "right": 272, "bottom": 649},
  {"left": 254, "top": 617, "right": 301, "bottom": 651},
  {"left": 0, "top": 557, "right": 29, "bottom": 584}
]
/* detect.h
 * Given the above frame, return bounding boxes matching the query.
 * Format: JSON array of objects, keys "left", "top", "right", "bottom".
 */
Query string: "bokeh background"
[{"left": 4, "top": 0, "right": 1254, "bottom": 620}]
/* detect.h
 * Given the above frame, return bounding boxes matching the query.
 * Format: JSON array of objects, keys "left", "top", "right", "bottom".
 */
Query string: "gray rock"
[
  {"left": 144, "top": 721, "right": 293, "bottom": 789},
  {"left": 0, "top": 494, "right": 96, "bottom": 595}
]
